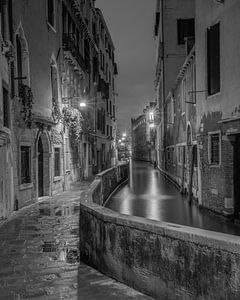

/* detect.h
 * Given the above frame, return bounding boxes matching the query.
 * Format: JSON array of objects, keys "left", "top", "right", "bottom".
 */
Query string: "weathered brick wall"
[
  {"left": 80, "top": 203, "right": 240, "bottom": 300},
  {"left": 198, "top": 118, "right": 239, "bottom": 215}
]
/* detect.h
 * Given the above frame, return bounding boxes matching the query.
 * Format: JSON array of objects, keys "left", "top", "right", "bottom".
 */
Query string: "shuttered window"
[
  {"left": 54, "top": 147, "right": 60, "bottom": 176},
  {"left": 21, "top": 146, "right": 31, "bottom": 184},
  {"left": 47, "top": 0, "right": 55, "bottom": 28},
  {"left": 207, "top": 23, "right": 220, "bottom": 95},
  {"left": 3, "top": 86, "right": 9, "bottom": 128},
  {"left": 209, "top": 133, "right": 220, "bottom": 165}
]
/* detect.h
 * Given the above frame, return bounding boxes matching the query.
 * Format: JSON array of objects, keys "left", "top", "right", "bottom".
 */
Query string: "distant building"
[
  {"left": 195, "top": 0, "right": 240, "bottom": 218},
  {"left": 131, "top": 115, "right": 149, "bottom": 161},
  {"left": 131, "top": 102, "right": 158, "bottom": 162}
]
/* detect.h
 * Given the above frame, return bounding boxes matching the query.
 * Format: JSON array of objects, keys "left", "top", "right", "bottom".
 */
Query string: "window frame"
[
  {"left": 177, "top": 18, "right": 195, "bottom": 45},
  {"left": 46, "top": 0, "right": 56, "bottom": 31},
  {"left": 208, "top": 131, "right": 221, "bottom": 166},
  {"left": 2, "top": 82, "right": 10, "bottom": 129},
  {"left": 207, "top": 22, "right": 220, "bottom": 96},
  {"left": 20, "top": 143, "right": 33, "bottom": 190},
  {"left": 65, "top": 137, "right": 70, "bottom": 172},
  {"left": 54, "top": 146, "right": 61, "bottom": 178}
]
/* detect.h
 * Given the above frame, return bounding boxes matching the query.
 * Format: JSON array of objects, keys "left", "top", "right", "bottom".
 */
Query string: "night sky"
[{"left": 96, "top": 0, "right": 156, "bottom": 132}]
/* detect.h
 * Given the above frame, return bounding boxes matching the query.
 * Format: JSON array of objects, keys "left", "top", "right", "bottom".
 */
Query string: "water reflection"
[{"left": 106, "top": 160, "right": 240, "bottom": 236}]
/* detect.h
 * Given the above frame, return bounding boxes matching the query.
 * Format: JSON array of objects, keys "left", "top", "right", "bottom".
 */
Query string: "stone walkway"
[{"left": 0, "top": 181, "right": 153, "bottom": 300}]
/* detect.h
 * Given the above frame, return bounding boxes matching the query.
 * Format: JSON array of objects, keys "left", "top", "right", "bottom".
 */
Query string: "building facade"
[
  {"left": 0, "top": 0, "right": 14, "bottom": 219},
  {"left": 195, "top": 0, "right": 240, "bottom": 218},
  {"left": 131, "top": 115, "right": 149, "bottom": 161},
  {"left": 0, "top": 0, "right": 118, "bottom": 218},
  {"left": 154, "top": 0, "right": 240, "bottom": 219},
  {"left": 164, "top": 46, "right": 198, "bottom": 198},
  {"left": 131, "top": 102, "right": 158, "bottom": 162},
  {"left": 154, "top": 0, "right": 195, "bottom": 170}
]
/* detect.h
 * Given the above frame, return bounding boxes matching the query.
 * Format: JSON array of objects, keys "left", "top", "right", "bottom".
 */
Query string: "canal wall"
[{"left": 80, "top": 163, "right": 240, "bottom": 300}]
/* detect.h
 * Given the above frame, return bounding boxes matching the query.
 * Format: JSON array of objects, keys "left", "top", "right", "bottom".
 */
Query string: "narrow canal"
[{"left": 105, "top": 160, "right": 240, "bottom": 236}]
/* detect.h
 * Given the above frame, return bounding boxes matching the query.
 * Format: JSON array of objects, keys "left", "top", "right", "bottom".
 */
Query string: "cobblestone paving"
[{"left": 0, "top": 181, "right": 153, "bottom": 300}]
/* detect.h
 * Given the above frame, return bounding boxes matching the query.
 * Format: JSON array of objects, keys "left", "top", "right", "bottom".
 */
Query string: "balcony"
[{"left": 62, "top": 34, "right": 89, "bottom": 72}]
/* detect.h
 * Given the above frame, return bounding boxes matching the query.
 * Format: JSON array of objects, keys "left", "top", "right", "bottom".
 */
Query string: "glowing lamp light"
[
  {"left": 80, "top": 102, "right": 86, "bottom": 107},
  {"left": 122, "top": 133, "right": 127, "bottom": 137},
  {"left": 149, "top": 111, "right": 154, "bottom": 121},
  {"left": 149, "top": 123, "right": 155, "bottom": 128}
]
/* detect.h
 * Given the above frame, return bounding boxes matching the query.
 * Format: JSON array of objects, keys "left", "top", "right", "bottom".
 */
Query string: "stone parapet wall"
[
  {"left": 80, "top": 204, "right": 240, "bottom": 299},
  {"left": 86, "top": 162, "right": 129, "bottom": 206},
  {"left": 80, "top": 163, "right": 240, "bottom": 299}
]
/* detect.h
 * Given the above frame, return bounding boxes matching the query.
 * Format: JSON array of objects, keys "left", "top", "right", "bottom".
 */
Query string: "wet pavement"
[
  {"left": 106, "top": 160, "right": 240, "bottom": 236},
  {"left": 0, "top": 180, "right": 153, "bottom": 300}
]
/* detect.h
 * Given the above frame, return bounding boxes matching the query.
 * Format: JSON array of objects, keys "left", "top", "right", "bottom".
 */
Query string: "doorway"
[
  {"left": 234, "top": 135, "right": 240, "bottom": 217},
  {"left": 38, "top": 137, "right": 44, "bottom": 197},
  {"left": 37, "top": 133, "right": 50, "bottom": 199}
]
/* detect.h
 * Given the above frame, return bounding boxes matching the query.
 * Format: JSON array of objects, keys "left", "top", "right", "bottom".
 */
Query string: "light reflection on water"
[{"left": 106, "top": 160, "right": 240, "bottom": 236}]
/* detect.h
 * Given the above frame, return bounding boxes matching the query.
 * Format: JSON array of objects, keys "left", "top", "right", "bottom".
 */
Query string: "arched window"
[
  {"left": 50, "top": 59, "right": 60, "bottom": 121},
  {"left": 16, "top": 34, "right": 23, "bottom": 91},
  {"left": 15, "top": 24, "right": 30, "bottom": 90},
  {"left": 50, "top": 64, "right": 58, "bottom": 101},
  {"left": 187, "top": 124, "right": 192, "bottom": 146}
]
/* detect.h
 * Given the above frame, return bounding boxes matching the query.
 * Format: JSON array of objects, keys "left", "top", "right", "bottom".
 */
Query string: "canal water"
[{"left": 105, "top": 160, "right": 240, "bottom": 236}]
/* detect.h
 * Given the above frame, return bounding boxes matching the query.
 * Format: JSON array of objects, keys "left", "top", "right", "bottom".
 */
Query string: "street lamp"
[{"left": 80, "top": 101, "right": 87, "bottom": 107}]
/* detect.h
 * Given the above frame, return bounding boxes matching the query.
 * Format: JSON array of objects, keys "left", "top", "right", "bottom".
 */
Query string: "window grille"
[
  {"left": 21, "top": 146, "right": 31, "bottom": 184},
  {"left": 54, "top": 148, "right": 61, "bottom": 176},
  {"left": 210, "top": 133, "right": 220, "bottom": 164}
]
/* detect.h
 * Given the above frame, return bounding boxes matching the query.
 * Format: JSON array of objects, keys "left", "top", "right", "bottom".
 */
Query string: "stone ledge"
[{"left": 81, "top": 201, "right": 240, "bottom": 254}]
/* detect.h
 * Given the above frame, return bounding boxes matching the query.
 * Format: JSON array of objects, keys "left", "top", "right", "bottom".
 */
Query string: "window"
[
  {"left": 110, "top": 126, "right": 112, "bottom": 138},
  {"left": 177, "top": 145, "right": 181, "bottom": 164},
  {"left": 209, "top": 133, "right": 220, "bottom": 165},
  {"left": 50, "top": 64, "right": 58, "bottom": 101},
  {"left": 182, "top": 145, "right": 186, "bottom": 165},
  {"left": 21, "top": 146, "right": 31, "bottom": 184},
  {"left": 3, "top": 86, "right": 9, "bottom": 128},
  {"left": 113, "top": 105, "right": 115, "bottom": 119},
  {"left": 0, "top": 2, "right": 7, "bottom": 40},
  {"left": 193, "top": 144, "right": 198, "bottom": 168},
  {"left": 54, "top": 147, "right": 61, "bottom": 176},
  {"left": 181, "top": 78, "right": 186, "bottom": 112},
  {"left": 207, "top": 23, "right": 220, "bottom": 96},
  {"left": 177, "top": 19, "right": 195, "bottom": 45},
  {"left": 102, "top": 144, "right": 105, "bottom": 163},
  {"left": 65, "top": 138, "right": 70, "bottom": 171},
  {"left": 47, "top": 0, "right": 55, "bottom": 28},
  {"left": 88, "top": 144, "right": 92, "bottom": 165},
  {"left": 16, "top": 35, "right": 23, "bottom": 92}
]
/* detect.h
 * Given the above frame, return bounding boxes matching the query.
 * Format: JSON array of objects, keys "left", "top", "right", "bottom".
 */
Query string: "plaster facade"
[{"left": 195, "top": 0, "right": 240, "bottom": 217}]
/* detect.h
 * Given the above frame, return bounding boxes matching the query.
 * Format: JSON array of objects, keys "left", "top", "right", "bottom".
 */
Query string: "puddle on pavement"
[{"left": 39, "top": 205, "right": 79, "bottom": 217}]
